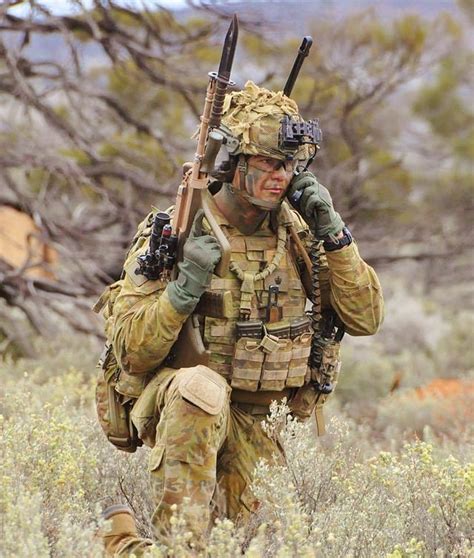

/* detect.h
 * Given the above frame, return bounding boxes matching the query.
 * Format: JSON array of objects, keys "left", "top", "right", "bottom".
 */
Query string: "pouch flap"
[{"left": 229, "top": 237, "right": 246, "bottom": 253}]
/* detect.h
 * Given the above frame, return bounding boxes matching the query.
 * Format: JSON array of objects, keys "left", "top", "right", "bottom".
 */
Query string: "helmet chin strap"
[{"left": 234, "top": 154, "right": 282, "bottom": 211}]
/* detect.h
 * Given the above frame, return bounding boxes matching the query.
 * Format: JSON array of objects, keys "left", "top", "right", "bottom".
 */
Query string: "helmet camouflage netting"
[{"left": 221, "top": 81, "right": 314, "bottom": 161}]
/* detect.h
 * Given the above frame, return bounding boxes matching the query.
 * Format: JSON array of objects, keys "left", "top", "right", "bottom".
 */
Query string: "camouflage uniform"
[
  {"left": 104, "top": 81, "right": 384, "bottom": 553},
  {"left": 108, "top": 200, "right": 383, "bottom": 552}
]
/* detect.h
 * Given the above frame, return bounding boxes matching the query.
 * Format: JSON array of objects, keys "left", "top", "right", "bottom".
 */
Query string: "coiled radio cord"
[{"left": 309, "top": 238, "right": 345, "bottom": 395}]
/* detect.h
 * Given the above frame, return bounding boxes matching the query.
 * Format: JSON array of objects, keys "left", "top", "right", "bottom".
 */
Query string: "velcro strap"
[{"left": 259, "top": 334, "right": 280, "bottom": 354}]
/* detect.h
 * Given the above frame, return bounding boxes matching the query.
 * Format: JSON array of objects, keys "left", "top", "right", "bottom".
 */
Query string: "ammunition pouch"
[
  {"left": 231, "top": 317, "right": 312, "bottom": 392},
  {"left": 95, "top": 344, "right": 144, "bottom": 453}
]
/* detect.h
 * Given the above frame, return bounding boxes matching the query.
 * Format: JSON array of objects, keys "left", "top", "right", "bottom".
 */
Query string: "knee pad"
[{"left": 177, "top": 365, "right": 230, "bottom": 415}]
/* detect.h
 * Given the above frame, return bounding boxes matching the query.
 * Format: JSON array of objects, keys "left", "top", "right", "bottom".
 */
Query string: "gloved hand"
[
  {"left": 167, "top": 210, "right": 221, "bottom": 314},
  {"left": 287, "top": 171, "right": 344, "bottom": 240}
]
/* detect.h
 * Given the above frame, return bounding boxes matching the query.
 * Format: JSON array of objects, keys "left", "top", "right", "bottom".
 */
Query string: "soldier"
[{"left": 100, "top": 81, "right": 384, "bottom": 555}]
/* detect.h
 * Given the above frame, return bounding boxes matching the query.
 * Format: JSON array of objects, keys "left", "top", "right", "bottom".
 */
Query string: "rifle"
[
  {"left": 136, "top": 16, "right": 238, "bottom": 283},
  {"left": 164, "top": 16, "right": 239, "bottom": 369},
  {"left": 171, "top": 15, "right": 239, "bottom": 279}
]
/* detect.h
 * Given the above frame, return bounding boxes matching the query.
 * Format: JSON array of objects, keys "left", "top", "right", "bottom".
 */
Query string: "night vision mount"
[{"left": 279, "top": 115, "right": 322, "bottom": 154}]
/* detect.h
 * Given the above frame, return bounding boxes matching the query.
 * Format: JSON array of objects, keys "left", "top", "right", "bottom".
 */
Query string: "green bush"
[
  {"left": 250, "top": 402, "right": 473, "bottom": 557},
  {"left": 1, "top": 333, "right": 472, "bottom": 556}
]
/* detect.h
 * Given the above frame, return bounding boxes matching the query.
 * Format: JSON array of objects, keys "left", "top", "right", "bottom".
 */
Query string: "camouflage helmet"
[{"left": 220, "top": 80, "right": 318, "bottom": 162}]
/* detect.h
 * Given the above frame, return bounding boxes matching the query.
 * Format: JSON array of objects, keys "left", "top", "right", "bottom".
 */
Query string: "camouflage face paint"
[
  {"left": 244, "top": 165, "right": 266, "bottom": 198},
  {"left": 245, "top": 157, "right": 292, "bottom": 205}
]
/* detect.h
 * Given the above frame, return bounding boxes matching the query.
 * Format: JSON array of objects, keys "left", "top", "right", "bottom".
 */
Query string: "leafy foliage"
[
  {"left": 0, "top": 2, "right": 472, "bottom": 339},
  {"left": 0, "top": 307, "right": 472, "bottom": 556}
]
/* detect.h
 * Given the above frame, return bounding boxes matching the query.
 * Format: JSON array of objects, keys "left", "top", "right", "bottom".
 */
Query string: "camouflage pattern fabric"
[
  {"left": 324, "top": 240, "right": 383, "bottom": 336},
  {"left": 137, "top": 365, "right": 281, "bottom": 550},
  {"left": 221, "top": 80, "right": 314, "bottom": 161},
  {"left": 111, "top": 249, "right": 189, "bottom": 377},
  {"left": 108, "top": 197, "right": 384, "bottom": 553}
]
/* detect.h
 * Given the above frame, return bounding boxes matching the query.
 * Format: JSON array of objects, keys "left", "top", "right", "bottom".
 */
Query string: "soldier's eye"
[{"left": 261, "top": 158, "right": 278, "bottom": 170}]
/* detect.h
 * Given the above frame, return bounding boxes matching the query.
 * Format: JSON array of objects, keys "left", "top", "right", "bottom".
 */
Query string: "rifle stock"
[
  {"left": 171, "top": 16, "right": 238, "bottom": 278},
  {"left": 167, "top": 17, "right": 238, "bottom": 369}
]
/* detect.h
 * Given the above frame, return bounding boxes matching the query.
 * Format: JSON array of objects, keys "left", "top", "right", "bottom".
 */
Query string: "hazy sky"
[{"left": 8, "top": 0, "right": 187, "bottom": 16}]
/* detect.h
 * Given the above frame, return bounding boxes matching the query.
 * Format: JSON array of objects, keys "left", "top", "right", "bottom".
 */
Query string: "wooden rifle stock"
[
  {"left": 172, "top": 16, "right": 238, "bottom": 278},
  {"left": 168, "top": 16, "right": 238, "bottom": 369}
]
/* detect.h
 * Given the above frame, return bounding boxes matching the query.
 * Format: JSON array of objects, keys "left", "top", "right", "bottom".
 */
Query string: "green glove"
[
  {"left": 288, "top": 171, "right": 344, "bottom": 240},
  {"left": 167, "top": 210, "right": 221, "bottom": 314}
]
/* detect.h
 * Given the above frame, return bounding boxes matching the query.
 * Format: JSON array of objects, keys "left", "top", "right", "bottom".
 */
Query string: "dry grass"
[{"left": 1, "top": 295, "right": 473, "bottom": 557}]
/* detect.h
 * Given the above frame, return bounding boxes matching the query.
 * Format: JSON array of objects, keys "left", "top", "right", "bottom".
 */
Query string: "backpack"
[
  {"left": 93, "top": 211, "right": 156, "bottom": 452},
  {"left": 95, "top": 342, "right": 141, "bottom": 452}
]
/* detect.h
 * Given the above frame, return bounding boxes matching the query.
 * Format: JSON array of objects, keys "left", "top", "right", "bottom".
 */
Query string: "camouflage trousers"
[{"left": 127, "top": 364, "right": 283, "bottom": 552}]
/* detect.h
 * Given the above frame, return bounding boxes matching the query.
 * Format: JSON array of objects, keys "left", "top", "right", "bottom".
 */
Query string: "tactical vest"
[{"left": 200, "top": 200, "right": 313, "bottom": 392}]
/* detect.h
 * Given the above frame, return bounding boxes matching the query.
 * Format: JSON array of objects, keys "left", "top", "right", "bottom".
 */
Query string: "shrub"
[
  {"left": 1, "top": 334, "right": 472, "bottom": 556},
  {"left": 250, "top": 401, "right": 474, "bottom": 557}
]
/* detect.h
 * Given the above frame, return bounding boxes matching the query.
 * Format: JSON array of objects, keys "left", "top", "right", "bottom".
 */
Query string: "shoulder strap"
[
  {"left": 279, "top": 202, "right": 322, "bottom": 334},
  {"left": 279, "top": 202, "right": 313, "bottom": 277}
]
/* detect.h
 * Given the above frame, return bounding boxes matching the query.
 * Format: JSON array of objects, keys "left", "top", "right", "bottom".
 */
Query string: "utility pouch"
[
  {"left": 287, "top": 317, "right": 312, "bottom": 388},
  {"left": 260, "top": 335, "right": 292, "bottom": 391},
  {"left": 95, "top": 344, "right": 142, "bottom": 453},
  {"left": 311, "top": 339, "right": 342, "bottom": 392},
  {"left": 289, "top": 340, "right": 341, "bottom": 437},
  {"left": 231, "top": 337, "right": 264, "bottom": 392},
  {"left": 287, "top": 331, "right": 312, "bottom": 388}
]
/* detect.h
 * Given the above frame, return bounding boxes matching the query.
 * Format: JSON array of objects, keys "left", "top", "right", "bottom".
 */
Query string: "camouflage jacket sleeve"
[
  {"left": 321, "top": 242, "right": 384, "bottom": 336},
  {"left": 288, "top": 208, "right": 384, "bottom": 336},
  {"left": 111, "top": 239, "right": 189, "bottom": 376}
]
